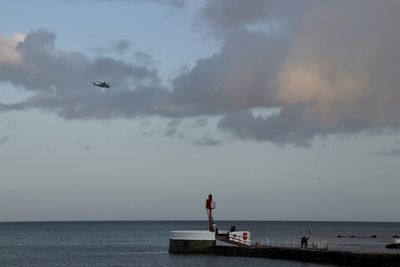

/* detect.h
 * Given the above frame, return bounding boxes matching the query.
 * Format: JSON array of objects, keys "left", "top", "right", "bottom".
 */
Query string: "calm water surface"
[{"left": 0, "top": 221, "right": 399, "bottom": 266}]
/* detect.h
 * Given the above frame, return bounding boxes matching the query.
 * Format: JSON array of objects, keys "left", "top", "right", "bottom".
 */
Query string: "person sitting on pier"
[{"left": 229, "top": 225, "right": 236, "bottom": 232}]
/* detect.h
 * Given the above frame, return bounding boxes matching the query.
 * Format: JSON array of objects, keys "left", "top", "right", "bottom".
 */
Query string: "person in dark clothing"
[
  {"left": 230, "top": 225, "right": 236, "bottom": 232},
  {"left": 301, "top": 236, "right": 309, "bottom": 248},
  {"left": 214, "top": 225, "right": 219, "bottom": 235},
  {"left": 304, "top": 236, "right": 309, "bottom": 248}
]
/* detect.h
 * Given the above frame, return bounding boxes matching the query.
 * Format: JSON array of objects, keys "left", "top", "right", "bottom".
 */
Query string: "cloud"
[
  {"left": 273, "top": 1, "right": 400, "bottom": 128},
  {"left": 113, "top": 40, "right": 131, "bottom": 54},
  {"left": 0, "top": 118, "right": 16, "bottom": 130},
  {"left": 134, "top": 0, "right": 186, "bottom": 7},
  {"left": 194, "top": 135, "right": 221, "bottom": 146},
  {"left": 164, "top": 119, "right": 181, "bottom": 137},
  {"left": 218, "top": 108, "right": 319, "bottom": 146},
  {"left": 192, "top": 0, "right": 400, "bottom": 144},
  {"left": 371, "top": 147, "right": 400, "bottom": 158},
  {"left": 199, "top": 0, "right": 299, "bottom": 35},
  {"left": 3, "top": 1, "right": 400, "bottom": 146},
  {"left": 134, "top": 52, "right": 156, "bottom": 68},
  {"left": 170, "top": 28, "right": 287, "bottom": 114},
  {"left": 63, "top": 0, "right": 186, "bottom": 8},
  {"left": 88, "top": 40, "right": 131, "bottom": 56},
  {"left": 0, "top": 29, "right": 169, "bottom": 119},
  {"left": 194, "top": 117, "right": 208, "bottom": 127},
  {"left": 0, "top": 33, "right": 24, "bottom": 64},
  {"left": 0, "top": 136, "right": 9, "bottom": 145}
]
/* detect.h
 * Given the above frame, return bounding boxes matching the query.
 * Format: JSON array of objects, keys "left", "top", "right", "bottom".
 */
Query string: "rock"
[{"left": 386, "top": 243, "right": 400, "bottom": 249}]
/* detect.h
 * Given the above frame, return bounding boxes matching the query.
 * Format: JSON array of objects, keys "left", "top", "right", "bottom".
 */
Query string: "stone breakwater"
[{"left": 208, "top": 246, "right": 400, "bottom": 267}]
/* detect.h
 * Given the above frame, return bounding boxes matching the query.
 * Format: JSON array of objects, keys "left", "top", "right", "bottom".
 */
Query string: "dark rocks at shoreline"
[
  {"left": 386, "top": 243, "right": 400, "bottom": 249},
  {"left": 336, "top": 235, "right": 378, "bottom": 238}
]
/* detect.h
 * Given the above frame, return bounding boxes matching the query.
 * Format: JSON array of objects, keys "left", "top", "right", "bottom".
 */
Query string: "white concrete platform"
[{"left": 170, "top": 230, "right": 216, "bottom": 241}]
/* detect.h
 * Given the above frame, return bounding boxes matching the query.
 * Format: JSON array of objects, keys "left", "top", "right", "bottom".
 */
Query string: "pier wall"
[
  {"left": 169, "top": 231, "right": 216, "bottom": 254},
  {"left": 169, "top": 240, "right": 216, "bottom": 254},
  {"left": 209, "top": 246, "right": 400, "bottom": 267}
]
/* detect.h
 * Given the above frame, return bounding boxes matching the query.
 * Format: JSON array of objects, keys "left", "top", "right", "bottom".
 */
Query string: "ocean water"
[{"left": 0, "top": 221, "right": 399, "bottom": 266}]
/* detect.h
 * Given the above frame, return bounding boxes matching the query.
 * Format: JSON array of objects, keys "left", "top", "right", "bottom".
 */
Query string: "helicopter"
[{"left": 93, "top": 81, "right": 110, "bottom": 88}]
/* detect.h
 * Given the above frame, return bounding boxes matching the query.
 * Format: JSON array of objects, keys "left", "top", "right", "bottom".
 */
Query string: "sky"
[{"left": 0, "top": 0, "right": 400, "bottom": 222}]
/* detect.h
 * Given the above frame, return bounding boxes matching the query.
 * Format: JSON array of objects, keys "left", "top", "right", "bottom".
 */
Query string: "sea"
[{"left": 0, "top": 221, "right": 399, "bottom": 266}]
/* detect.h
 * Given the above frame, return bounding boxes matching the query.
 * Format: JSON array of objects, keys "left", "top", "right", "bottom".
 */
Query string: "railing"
[
  {"left": 251, "top": 238, "right": 328, "bottom": 250},
  {"left": 228, "top": 234, "right": 251, "bottom": 246}
]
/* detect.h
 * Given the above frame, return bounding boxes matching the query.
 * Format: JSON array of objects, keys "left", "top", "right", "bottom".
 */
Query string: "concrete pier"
[
  {"left": 169, "top": 231, "right": 216, "bottom": 254},
  {"left": 210, "top": 246, "right": 400, "bottom": 267},
  {"left": 170, "top": 244, "right": 400, "bottom": 267}
]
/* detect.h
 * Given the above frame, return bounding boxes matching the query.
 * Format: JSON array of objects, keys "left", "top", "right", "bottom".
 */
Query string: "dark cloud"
[
  {"left": 134, "top": 52, "right": 156, "bottom": 67},
  {"left": 218, "top": 108, "right": 313, "bottom": 146},
  {"left": 0, "top": 136, "right": 9, "bottom": 145},
  {"left": 194, "top": 117, "right": 208, "bottom": 127},
  {"left": 88, "top": 40, "right": 131, "bottom": 56},
  {"left": 112, "top": 40, "right": 131, "bottom": 54},
  {"left": 371, "top": 147, "right": 400, "bottom": 158},
  {"left": 170, "top": 28, "right": 287, "bottom": 114},
  {"left": 194, "top": 135, "right": 221, "bottom": 146},
  {"left": 164, "top": 119, "right": 181, "bottom": 137}
]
